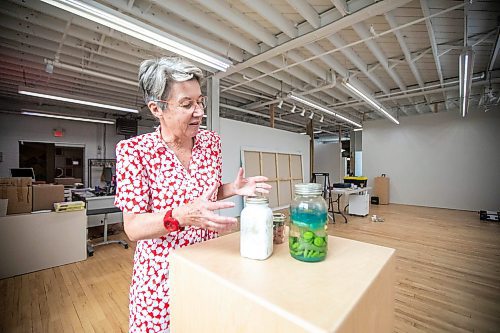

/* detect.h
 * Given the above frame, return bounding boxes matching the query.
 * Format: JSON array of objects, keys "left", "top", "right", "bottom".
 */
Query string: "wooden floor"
[{"left": 0, "top": 204, "right": 499, "bottom": 332}]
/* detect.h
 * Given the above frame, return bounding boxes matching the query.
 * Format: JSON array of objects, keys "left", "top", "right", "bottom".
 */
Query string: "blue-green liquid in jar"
[{"left": 289, "top": 207, "right": 328, "bottom": 262}]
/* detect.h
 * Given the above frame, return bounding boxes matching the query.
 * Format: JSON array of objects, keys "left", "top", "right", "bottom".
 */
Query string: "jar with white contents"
[{"left": 240, "top": 196, "right": 273, "bottom": 260}]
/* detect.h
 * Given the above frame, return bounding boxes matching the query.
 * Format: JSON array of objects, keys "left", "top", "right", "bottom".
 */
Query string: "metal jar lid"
[
  {"left": 272, "top": 213, "right": 286, "bottom": 224},
  {"left": 246, "top": 196, "right": 269, "bottom": 204},
  {"left": 294, "top": 183, "right": 323, "bottom": 196}
]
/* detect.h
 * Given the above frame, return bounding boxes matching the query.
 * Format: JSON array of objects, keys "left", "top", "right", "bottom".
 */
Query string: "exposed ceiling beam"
[
  {"left": 153, "top": 0, "right": 260, "bottom": 55},
  {"left": 242, "top": 0, "right": 298, "bottom": 38},
  {"left": 488, "top": 27, "right": 500, "bottom": 72},
  {"left": 197, "top": 0, "right": 345, "bottom": 106},
  {"left": 220, "top": 0, "right": 464, "bottom": 94},
  {"left": 328, "top": 34, "right": 390, "bottom": 95},
  {"left": 196, "top": 0, "right": 277, "bottom": 47},
  {"left": 286, "top": 0, "right": 321, "bottom": 29},
  {"left": 420, "top": 0, "right": 449, "bottom": 110},
  {"left": 352, "top": 22, "right": 407, "bottom": 91},
  {"left": 215, "top": 0, "right": 414, "bottom": 79},
  {"left": 331, "top": 0, "right": 349, "bottom": 17},
  {"left": 101, "top": 0, "right": 245, "bottom": 62},
  {"left": 385, "top": 12, "right": 432, "bottom": 111}
]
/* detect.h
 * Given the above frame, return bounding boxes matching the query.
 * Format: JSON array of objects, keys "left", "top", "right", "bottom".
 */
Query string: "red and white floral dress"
[{"left": 114, "top": 127, "right": 221, "bottom": 332}]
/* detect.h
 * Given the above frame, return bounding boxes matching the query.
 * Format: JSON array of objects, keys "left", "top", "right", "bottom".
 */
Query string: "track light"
[
  {"left": 342, "top": 80, "right": 399, "bottom": 125},
  {"left": 40, "top": 0, "right": 231, "bottom": 71},
  {"left": 290, "top": 104, "right": 296, "bottom": 113},
  {"left": 320, "top": 115, "right": 324, "bottom": 123},
  {"left": 19, "top": 86, "right": 138, "bottom": 113},
  {"left": 309, "top": 111, "right": 314, "bottom": 119},
  {"left": 277, "top": 99, "right": 283, "bottom": 108},
  {"left": 288, "top": 92, "right": 362, "bottom": 128},
  {"left": 459, "top": 48, "right": 474, "bottom": 117},
  {"left": 21, "top": 110, "right": 115, "bottom": 124},
  {"left": 300, "top": 108, "right": 306, "bottom": 117}
]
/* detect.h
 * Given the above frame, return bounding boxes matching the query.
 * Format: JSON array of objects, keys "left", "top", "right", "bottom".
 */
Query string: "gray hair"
[{"left": 138, "top": 57, "right": 203, "bottom": 108}]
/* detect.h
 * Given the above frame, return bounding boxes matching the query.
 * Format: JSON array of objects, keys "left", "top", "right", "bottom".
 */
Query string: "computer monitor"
[{"left": 10, "top": 168, "right": 35, "bottom": 180}]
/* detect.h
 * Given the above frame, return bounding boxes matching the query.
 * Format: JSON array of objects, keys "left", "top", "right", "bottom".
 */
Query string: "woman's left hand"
[{"left": 232, "top": 167, "right": 272, "bottom": 196}]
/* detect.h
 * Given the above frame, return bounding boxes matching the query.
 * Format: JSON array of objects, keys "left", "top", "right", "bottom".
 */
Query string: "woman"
[{"left": 114, "top": 57, "right": 271, "bottom": 332}]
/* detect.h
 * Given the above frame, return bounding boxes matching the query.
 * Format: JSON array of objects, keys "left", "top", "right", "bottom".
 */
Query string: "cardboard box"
[
  {"left": 54, "top": 178, "right": 82, "bottom": 186},
  {"left": 0, "top": 177, "right": 32, "bottom": 187},
  {"left": 0, "top": 186, "right": 32, "bottom": 215},
  {"left": 374, "top": 176, "right": 390, "bottom": 205},
  {"left": 32, "top": 185, "right": 65, "bottom": 211}
]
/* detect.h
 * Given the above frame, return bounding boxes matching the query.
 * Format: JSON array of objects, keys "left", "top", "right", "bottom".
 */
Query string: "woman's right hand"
[{"left": 172, "top": 183, "right": 238, "bottom": 232}]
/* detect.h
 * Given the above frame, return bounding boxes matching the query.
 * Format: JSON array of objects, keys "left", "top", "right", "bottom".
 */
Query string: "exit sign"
[{"left": 53, "top": 129, "right": 64, "bottom": 137}]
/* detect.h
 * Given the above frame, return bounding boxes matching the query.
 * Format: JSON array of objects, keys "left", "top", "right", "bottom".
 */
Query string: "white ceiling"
[{"left": 0, "top": 0, "right": 499, "bottom": 137}]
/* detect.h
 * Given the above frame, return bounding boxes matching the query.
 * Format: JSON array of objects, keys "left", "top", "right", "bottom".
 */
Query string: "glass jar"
[
  {"left": 240, "top": 196, "right": 273, "bottom": 260},
  {"left": 289, "top": 183, "right": 328, "bottom": 262},
  {"left": 272, "top": 213, "right": 286, "bottom": 244}
]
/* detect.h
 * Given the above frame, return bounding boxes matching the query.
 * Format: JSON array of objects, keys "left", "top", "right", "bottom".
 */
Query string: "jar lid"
[
  {"left": 246, "top": 196, "right": 269, "bottom": 204},
  {"left": 272, "top": 213, "right": 286, "bottom": 223},
  {"left": 294, "top": 183, "right": 323, "bottom": 195}
]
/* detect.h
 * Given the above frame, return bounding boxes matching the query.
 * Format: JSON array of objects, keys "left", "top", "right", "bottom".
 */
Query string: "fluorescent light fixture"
[
  {"left": 459, "top": 48, "right": 474, "bottom": 117},
  {"left": 277, "top": 99, "right": 283, "bottom": 108},
  {"left": 300, "top": 130, "right": 322, "bottom": 135},
  {"left": 21, "top": 110, "right": 115, "bottom": 124},
  {"left": 200, "top": 125, "right": 207, "bottom": 129},
  {"left": 353, "top": 128, "right": 363, "bottom": 132},
  {"left": 18, "top": 87, "right": 138, "bottom": 113},
  {"left": 40, "top": 0, "right": 232, "bottom": 72},
  {"left": 290, "top": 104, "right": 296, "bottom": 113},
  {"left": 342, "top": 80, "right": 399, "bottom": 125},
  {"left": 288, "top": 93, "right": 362, "bottom": 128},
  {"left": 300, "top": 108, "right": 306, "bottom": 117},
  {"left": 309, "top": 111, "right": 314, "bottom": 119}
]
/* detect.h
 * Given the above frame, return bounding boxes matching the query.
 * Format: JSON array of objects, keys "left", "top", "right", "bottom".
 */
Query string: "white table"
[
  {"left": 328, "top": 187, "right": 372, "bottom": 223},
  {"left": 85, "top": 196, "right": 128, "bottom": 256}
]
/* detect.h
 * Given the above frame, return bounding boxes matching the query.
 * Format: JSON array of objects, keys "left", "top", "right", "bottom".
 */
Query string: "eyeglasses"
[{"left": 154, "top": 96, "right": 207, "bottom": 112}]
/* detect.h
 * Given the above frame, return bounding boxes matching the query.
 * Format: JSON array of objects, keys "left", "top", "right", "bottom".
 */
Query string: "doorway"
[{"left": 19, "top": 141, "right": 84, "bottom": 183}]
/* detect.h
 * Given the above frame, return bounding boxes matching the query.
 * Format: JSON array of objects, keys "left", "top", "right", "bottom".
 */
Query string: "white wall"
[
  {"left": 219, "top": 118, "right": 310, "bottom": 216},
  {"left": 313, "top": 142, "right": 342, "bottom": 183},
  {"left": 363, "top": 109, "right": 500, "bottom": 211},
  {"left": 0, "top": 113, "right": 123, "bottom": 185}
]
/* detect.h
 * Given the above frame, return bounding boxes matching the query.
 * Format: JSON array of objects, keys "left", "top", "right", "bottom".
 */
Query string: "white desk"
[
  {"left": 85, "top": 196, "right": 128, "bottom": 256},
  {"left": 329, "top": 187, "right": 372, "bottom": 223}
]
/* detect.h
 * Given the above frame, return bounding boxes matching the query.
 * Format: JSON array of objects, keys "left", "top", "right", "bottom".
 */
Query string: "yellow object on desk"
[
  {"left": 169, "top": 232, "right": 396, "bottom": 333},
  {"left": 54, "top": 201, "right": 85, "bottom": 212}
]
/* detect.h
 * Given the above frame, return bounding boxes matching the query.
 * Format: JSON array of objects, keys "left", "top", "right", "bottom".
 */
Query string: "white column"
[{"left": 207, "top": 76, "right": 220, "bottom": 132}]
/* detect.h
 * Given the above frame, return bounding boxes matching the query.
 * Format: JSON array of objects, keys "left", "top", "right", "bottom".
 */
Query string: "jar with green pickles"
[{"left": 289, "top": 183, "right": 328, "bottom": 262}]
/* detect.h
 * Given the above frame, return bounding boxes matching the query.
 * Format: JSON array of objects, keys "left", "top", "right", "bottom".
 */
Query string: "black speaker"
[{"left": 371, "top": 196, "right": 379, "bottom": 205}]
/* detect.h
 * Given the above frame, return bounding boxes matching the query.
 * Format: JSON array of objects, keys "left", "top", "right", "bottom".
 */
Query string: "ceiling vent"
[{"left": 116, "top": 118, "right": 138, "bottom": 138}]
